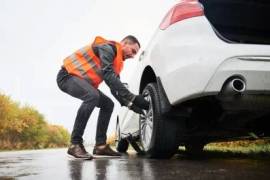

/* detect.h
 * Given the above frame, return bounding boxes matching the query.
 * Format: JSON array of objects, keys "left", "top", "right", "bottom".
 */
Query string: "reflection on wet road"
[{"left": 0, "top": 148, "right": 270, "bottom": 180}]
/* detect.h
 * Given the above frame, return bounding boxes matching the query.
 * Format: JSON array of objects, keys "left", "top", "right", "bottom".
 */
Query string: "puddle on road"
[{"left": 0, "top": 149, "right": 270, "bottom": 180}]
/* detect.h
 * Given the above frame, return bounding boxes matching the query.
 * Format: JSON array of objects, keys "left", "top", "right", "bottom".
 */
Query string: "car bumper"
[{"left": 153, "top": 17, "right": 270, "bottom": 105}]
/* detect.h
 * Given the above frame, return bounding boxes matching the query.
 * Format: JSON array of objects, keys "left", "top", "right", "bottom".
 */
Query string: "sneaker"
[
  {"left": 67, "top": 144, "right": 93, "bottom": 160},
  {"left": 93, "top": 144, "right": 121, "bottom": 157}
]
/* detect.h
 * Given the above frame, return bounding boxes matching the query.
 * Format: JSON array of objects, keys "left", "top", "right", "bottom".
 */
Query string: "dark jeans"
[{"left": 56, "top": 67, "right": 114, "bottom": 145}]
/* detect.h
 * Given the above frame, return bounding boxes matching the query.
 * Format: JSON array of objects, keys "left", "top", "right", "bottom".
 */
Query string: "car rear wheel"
[
  {"left": 116, "top": 119, "right": 129, "bottom": 153},
  {"left": 140, "top": 83, "right": 179, "bottom": 158}
]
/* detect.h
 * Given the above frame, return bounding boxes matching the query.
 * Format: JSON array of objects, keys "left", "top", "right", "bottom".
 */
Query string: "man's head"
[{"left": 120, "top": 35, "right": 140, "bottom": 60}]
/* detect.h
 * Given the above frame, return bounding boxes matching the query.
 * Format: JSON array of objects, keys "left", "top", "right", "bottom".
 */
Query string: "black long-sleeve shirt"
[{"left": 93, "top": 43, "right": 135, "bottom": 106}]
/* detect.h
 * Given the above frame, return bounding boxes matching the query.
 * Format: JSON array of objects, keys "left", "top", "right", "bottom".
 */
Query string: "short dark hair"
[{"left": 122, "top": 35, "right": 140, "bottom": 48}]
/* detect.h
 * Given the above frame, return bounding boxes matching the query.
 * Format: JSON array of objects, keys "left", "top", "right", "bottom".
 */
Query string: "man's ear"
[
  {"left": 123, "top": 40, "right": 129, "bottom": 45},
  {"left": 120, "top": 40, "right": 126, "bottom": 46}
]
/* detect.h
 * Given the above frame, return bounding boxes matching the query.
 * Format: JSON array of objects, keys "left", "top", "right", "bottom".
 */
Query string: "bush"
[{"left": 0, "top": 93, "right": 70, "bottom": 150}]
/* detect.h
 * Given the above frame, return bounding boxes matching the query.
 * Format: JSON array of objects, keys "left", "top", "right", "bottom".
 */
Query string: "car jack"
[{"left": 126, "top": 134, "right": 144, "bottom": 155}]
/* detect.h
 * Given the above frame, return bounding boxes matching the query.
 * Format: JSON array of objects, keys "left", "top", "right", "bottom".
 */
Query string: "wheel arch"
[
  {"left": 139, "top": 66, "right": 157, "bottom": 94},
  {"left": 139, "top": 66, "right": 172, "bottom": 114}
]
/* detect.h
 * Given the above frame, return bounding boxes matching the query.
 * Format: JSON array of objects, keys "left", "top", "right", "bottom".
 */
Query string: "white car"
[{"left": 116, "top": 0, "right": 270, "bottom": 158}]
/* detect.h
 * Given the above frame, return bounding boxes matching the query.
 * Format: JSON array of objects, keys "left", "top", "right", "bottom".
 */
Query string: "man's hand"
[
  {"left": 130, "top": 104, "right": 144, "bottom": 115},
  {"left": 133, "top": 95, "right": 149, "bottom": 110}
]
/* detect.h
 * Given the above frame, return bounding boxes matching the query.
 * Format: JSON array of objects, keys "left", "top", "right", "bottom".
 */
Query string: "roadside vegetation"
[
  {"left": 204, "top": 139, "right": 270, "bottom": 158},
  {"left": 0, "top": 93, "right": 70, "bottom": 150},
  {"left": 175, "top": 139, "right": 270, "bottom": 159}
]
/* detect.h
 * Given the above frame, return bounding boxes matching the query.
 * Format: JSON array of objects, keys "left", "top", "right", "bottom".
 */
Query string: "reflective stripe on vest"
[{"left": 63, "top": 36, "right": 123, "bottom": 88}]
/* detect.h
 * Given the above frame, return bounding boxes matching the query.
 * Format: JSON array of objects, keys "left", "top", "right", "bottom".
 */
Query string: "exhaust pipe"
[{"left": 221, "top": 78, "right": 246, "bottom": 95}]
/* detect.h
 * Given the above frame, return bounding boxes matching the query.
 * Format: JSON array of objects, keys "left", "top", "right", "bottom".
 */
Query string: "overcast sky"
[{"left": 0, "top": 0, "right": 176, "bottom": 143}]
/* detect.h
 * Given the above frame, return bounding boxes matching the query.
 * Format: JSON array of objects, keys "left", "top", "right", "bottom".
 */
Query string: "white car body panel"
[
  {"left": 148, "top": 16, "right": 270, "bottom": 104},
  {"left": 118, "top": 10, "right": 270, "bottom": 138},
  {"left": 118, "top": 106, "right": 139, "bottom": 137}
]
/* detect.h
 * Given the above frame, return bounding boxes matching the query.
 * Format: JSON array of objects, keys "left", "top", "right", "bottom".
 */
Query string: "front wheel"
[{"left": 139, "top": 83, "right": 179, "bottom": 158}]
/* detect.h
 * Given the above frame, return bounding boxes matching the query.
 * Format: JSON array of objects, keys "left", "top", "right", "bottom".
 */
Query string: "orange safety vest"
[{"left": 63, "top": 36, "right": 124, "bottom": 88}]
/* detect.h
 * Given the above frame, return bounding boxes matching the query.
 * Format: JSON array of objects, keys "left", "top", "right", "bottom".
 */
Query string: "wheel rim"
[{"left": 140, "top": 91, "right": 153, "bottom": 151}]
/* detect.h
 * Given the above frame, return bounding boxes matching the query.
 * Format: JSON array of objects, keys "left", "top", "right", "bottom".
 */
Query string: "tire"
[
  {"left": 115, "top": 118, "right": 129, "bottom": 153},
  {"left": 139, "top": 83, "right": 179, "bottom": 158}
]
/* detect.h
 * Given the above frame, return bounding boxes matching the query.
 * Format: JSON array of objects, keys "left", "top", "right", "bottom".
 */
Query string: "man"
[{"left": 57, "top": 35, "right": 149, "bottom": 160}]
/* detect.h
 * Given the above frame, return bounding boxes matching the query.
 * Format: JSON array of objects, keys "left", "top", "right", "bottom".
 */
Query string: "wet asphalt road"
[{"left": 0, "top": 148, "right": 270, "bottom": 180}]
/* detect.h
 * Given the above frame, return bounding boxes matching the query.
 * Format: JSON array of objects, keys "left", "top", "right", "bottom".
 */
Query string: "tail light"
[{"left": 159, "top": 0, "right": 204, "bottom": 30}]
